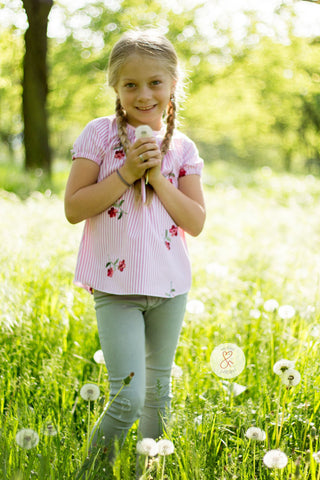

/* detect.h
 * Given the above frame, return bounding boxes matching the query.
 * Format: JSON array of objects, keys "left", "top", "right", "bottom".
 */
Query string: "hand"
[{"left": 120, "top": 138, "right": 162, "bottom": 184}]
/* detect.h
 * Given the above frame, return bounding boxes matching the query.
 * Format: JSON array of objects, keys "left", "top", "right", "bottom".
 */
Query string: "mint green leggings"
[{"left": 91, "top": 291, "right": 187, "bottom": 450}]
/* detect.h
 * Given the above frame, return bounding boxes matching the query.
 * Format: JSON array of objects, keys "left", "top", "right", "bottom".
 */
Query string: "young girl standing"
[{"left": 65, "top": 28, "right": 205, "bottom": 473}]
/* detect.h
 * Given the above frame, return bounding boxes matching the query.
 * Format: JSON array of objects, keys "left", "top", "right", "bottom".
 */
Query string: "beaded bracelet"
[{"left": 116, "top": 169, "right": 132, "bottom": 188}]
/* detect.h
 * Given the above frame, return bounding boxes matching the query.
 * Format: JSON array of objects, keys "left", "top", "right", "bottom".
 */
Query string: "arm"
[{"left": 150, "top": 173, "right": 206, "bottom": 237}]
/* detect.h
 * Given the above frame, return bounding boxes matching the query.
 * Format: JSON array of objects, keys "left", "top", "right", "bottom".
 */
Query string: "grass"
[{"left": 0, "top": 160, "right": 320, "bottom": 479}]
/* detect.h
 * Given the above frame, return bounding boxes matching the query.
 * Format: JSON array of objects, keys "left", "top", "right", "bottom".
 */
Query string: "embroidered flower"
[
  {"left": 169, "top": 225, "right": 178, "bottom": 236},
  {"left": 118, "top": 260, "right": 126, "bottom": 272},
  {"left": 165, "top": 241, "right": 171, "bottom": 250},
  {"left": 179, "top": 167, "right": 187, "bottom": 177},
  {"left": 107, "top": 267, "right": 114, "bottom": 277},
  {"left": 108, "top": 207, "right": 118, "bottom": 218},
  {"left": 115, "top": 149, "right": 125, "bottom": 160}
]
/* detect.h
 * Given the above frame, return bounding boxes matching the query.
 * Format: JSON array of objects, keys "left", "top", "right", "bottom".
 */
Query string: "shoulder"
[{"left": 83, "top": 115, "right": 117, "bottom": 140}]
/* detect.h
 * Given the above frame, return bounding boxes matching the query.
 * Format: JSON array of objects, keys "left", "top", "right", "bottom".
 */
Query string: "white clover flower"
[
  {"left": 157, "top": 439, "right": 175, "bottom": 456},
  {"left": 264, "top": 299, "right": 279, "bottom": 312},
  {"left": 313, "top": 451, "right": 320, "bottom": 463},
  {"left": 186, "top": 299, "right": 205, "bottom": 314},
  {"left": 281, "top": 369, "right": 301, "bottom": 387},
  {"left": 278, "top": 305, "right": 295, "bottom": 319},
  {"left": 249, "top": 309, "right": 261, "bottom": 319},
  {"left": 263, "top": 449, "right": 288, "bottom": 469},
  {"left": 136, "top": 438, "right": 158, "bottom": 457},
  {"left": 245, "top": 427, "right": 266, "bottom": 441},
  {"left": 273, "top": 359, "right": 295, "bottom": 375},
  {"left": 93, "top": 349, "right": 105, "bottom": 365},
  {"left": 171, "top": 363, "right": 183, "bottom": 379},
  {"left": 80, "top": 383, "right": 100, "bottom": 401},
  {"left": 16, "top": 429, "right": 39, "bottom": 449}
]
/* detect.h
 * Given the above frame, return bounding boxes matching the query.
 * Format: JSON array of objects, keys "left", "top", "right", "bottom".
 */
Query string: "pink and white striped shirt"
[{"left": 71, "top": 115, "right": 203, "bottom": 298}]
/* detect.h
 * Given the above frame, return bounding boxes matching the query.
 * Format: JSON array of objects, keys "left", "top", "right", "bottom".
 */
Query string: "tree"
[{"left": 22, "top": 0, "right": 53, "bottom": 173}]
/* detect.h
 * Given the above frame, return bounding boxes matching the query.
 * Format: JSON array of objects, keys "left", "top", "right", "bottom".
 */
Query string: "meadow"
[{"left": 0, "top": 161, "right": 319, "bottom": 479}]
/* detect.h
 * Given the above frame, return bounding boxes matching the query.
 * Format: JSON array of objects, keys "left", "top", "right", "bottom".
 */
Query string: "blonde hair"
[{"left": 108, "top": 29, "right": 182, "bottom": 204}]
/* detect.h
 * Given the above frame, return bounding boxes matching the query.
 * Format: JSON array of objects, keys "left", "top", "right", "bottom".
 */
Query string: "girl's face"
[{"left": 115, "top": 54, "right": 176, "bottom": 131}]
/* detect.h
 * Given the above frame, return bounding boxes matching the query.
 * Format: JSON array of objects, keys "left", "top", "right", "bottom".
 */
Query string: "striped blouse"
[{"left": 71, "top": 115, "right": 203, "bottom": 298}]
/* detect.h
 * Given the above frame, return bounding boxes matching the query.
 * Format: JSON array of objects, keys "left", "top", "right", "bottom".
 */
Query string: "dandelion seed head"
[
  {"left": 281, "top": 368, "right": 301, "bottom": 387},
  {"left": 249, "top": 309, "right": 261, "bottom": 319},
  {"left": 136, "top": 438, "right": 158, "bottom": 456},
  {"left": 93, "top": 349, "right": 105, "bottom": 365},
  {"left": 278, "top": 304, "right": 295, "bottom": 319},
  {"left": 194, "top": 414, "right": 203, "bottom": 426},
  {"left": 264, "top": 299, "right": 279, "bottom": 312},
  {"left": 263, "top": 449, "right": 288, "bottom": 469},
  {"left": 186, "top": 299, "right": 205, "bottom": 314},
  {"left": 245, "top": 427, "right": 266, "bottom": 441},
  {"left": 313, "top": 451, "right": 320, "bottom": 463},
  {"left": 273, "top": 359, "right": 295, "bottom": 375},
  {"left": 171, "top": 363, "right": 183, "bottom": 379},
  {"left": 15, "top": 429, "right": 39, "bottom": 450},
  {"left": 157, "top": 439, "right": 175, "bottom": 456},
  {"left": 43, "top": 423, "right": 57, "bottom": 436},
  {"left": 80, "top": 383, "right": 100, "bottom": 401}
]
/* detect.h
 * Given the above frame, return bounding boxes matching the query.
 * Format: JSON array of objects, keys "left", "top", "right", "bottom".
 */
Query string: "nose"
[{"left": 137, "top": 85, "right": 152, "bottom": 103}]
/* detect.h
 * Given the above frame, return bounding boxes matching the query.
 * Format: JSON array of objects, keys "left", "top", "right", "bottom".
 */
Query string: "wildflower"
[
  {"left": 194, "top": 415, "right": 203, "bottom": 426},
  {"left": 16, "top": 429, "right": 39, "bottom": 449},
  {"left": 93, "top": 349, "right": 105, "bottom": 365},
  {"left": 264, "top": 299, "right": 279, "bottom": 312},
  {"left": 245, "top": 427, "right": 266, "bottom": 441},
  {"left": 249, "top": 309, "right": 261, "bottom": 319},
  {"left": 171, "top": 363, "right": 183, "bottom": 379},
  {"left": 80, "top": 383, "right": 100, "bottom": 401},
  {"left": 273, "top": 359, "right": 295, "bottom": 375},
  {"left": 313, "top": 451, "right": 320, "bottom": 463},
  {"left": 263, "top": 449, "right": 288, "bottom": 469},
  {"left": 278, "top": 305, "right": 295, "bottom": 319},
  {"left": 281, "top": 369, "right": 301, "bottom": 387},
  {"left": 186, "top": 299, "right": 205, "bottom": 314},
  {"left": 157, "top": 439, "right": 175, "bottom": 456},
  {"left": 136, "top": 438, "right": 158, "bottom": 457}
]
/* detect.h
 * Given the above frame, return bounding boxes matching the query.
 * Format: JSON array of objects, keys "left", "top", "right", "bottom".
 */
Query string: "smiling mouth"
[{"left": 136, "top": 105, "right": 156, "bottom": 111}]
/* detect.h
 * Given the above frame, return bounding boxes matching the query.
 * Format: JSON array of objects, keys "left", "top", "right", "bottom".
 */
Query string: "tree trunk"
[{"left": 22, "top": 0, "right": 53, "bottom": 173}]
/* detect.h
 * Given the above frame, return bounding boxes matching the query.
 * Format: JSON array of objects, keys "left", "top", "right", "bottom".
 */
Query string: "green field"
[{"left": 0, "top": 162, "right": 320, "bottom": 479}]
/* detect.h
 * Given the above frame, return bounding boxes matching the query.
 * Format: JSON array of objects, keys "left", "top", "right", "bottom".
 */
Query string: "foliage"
[{"left": 0, "top": 163, "right": 320, "bottom": 478}]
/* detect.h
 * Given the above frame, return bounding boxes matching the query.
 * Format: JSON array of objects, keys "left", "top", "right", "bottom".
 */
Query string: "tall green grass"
[{"left": 0, "top": 162, "right": 319, "bottom": 479}]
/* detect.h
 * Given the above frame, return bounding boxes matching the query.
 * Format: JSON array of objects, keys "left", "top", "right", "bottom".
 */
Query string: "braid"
[
  {"left": 160, "top": 95, "right": 176, "bottom": 158},
  {"left": 115, "top": 97, "right": 131, "bottom": 154}
]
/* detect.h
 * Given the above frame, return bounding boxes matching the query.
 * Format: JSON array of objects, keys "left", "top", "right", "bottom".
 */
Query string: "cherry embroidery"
[{"left": 105, "top": 258, "right": 126, "bottom": 276}]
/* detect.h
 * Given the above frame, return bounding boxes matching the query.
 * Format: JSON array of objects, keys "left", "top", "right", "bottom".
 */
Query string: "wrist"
[{"left": 118, "top": 166, "right": 136, "bottom": 186}]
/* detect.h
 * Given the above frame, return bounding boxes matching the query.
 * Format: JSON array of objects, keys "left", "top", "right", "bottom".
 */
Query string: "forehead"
[{"left": 119, "top": 54, "right": 171, "bottom": 80}]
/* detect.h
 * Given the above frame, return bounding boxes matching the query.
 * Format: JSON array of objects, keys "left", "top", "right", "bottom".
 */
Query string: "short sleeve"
[
  {"left": 71, "top": 119, "right": 108, "bottom": 166},
  {"left": 178, "top": 138, "right": 204, "bottom": 178}
]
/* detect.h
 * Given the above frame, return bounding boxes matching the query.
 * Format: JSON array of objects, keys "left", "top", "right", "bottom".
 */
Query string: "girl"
[{"left": 65, "top": 28, "right": 205, "bottom": 474}]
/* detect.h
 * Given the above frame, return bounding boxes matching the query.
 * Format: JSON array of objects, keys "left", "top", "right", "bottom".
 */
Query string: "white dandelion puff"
[
  {"left": 245, "top": 427, "right": 266, "bottom": 441},
  {"left": 263, "top": 449, "right": 288, "bottom": 469},
  {"left": 273, "top": 359, "right": 295, "bottom": 375},
  {"left": 80, "top": 383, "right": 100, "bottom": 401},
  {"left": 186, "top": 299, "right": 205, "bottom": 314},
  {"left": 93, "top": 349, "right": 105, "bottom": 365},
  {"left": 136, "top": 438, "right": 158, "bottom": 457},
  {"left": 16, "top": 429, "right": 39, "bottom": 449},
  {"left": 281, "top": 369, "right": 301, "bottom": 387},
  {"left": 264, "top": 299, "right": 279, "bottom": 312},
  {"left": 278, "top": 305, "right": 295, "bottom": 319},
  {"left": 313, "top": 451, "right": 320, "bottom": 463},
  {"left": 157, "top": 439, "right": 175, "bottom": 456},
  {"left": 171, "top": 363, "right": 183, "bottom": 379},
  {"left": 42, "top": 423, "right": 57, "bottom": 436},
  {"left": 249, "top": 309, "right": 261, "bottom": 319}
]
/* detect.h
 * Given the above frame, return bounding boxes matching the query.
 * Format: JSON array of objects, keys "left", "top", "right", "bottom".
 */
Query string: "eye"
[
  {"left": 151, "top": 80, "right": 161, "bottom": 86},
  {"left": 124, "top": 82, "right": 136, "bottom": 88}
]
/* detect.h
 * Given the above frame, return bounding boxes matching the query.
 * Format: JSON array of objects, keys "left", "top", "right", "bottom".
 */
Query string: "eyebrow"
[{"left": 121, "top": 74, "right": 166, "bottom": 82}]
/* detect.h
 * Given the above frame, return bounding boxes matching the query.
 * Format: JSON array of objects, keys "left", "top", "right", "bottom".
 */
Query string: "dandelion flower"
[
  {"left": 245, "top": 427, "right": 266, "bottom": 441},
  {"left": 281, "top": 369, "right": 301, "bottom": 387},
  {"left": 278, "top": 305, "right": 295, "bottom": 319},
  {"left": 136, "top": 438, "right": 158, "bottom": 457},
  {"left": 263, "top": 449, "right": 288, "bottom": 469},
  {"left": 313, "top": 451, "right": 320, "bottom": 463},
  {"left": 93, "top": 349, "right": 105, "bottom": 365},
  {"left": 273, "top": 359, "right": 295, "bottom": 375},
  {"left": 80, "top": 383, "right": 100, "bottom": 401},
  {"left": 171, "top": 363, "right": 183, "bottom": 379},
  {"left": 16, "top": 429, "right": 39, "bottom": 449},
  {"left": 264, "top": 299, "right": 279, "bottom": 312},
  {"left": 157, "top": 439, "right": 175, "bottom": 456},
  {"left": 186, "top": 299, "right": 205, "bottom": 314}
]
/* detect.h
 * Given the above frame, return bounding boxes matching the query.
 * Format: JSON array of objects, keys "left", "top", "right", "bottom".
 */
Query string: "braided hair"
[{"left": 108, "top": 29, "right": 182, "bottom": 205}]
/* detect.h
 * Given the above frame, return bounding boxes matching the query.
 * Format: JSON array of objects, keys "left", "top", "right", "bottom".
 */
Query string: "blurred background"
[{"left": 1, "top": 0, "right": 320, "bottom": 196}]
